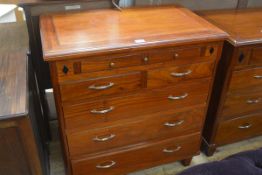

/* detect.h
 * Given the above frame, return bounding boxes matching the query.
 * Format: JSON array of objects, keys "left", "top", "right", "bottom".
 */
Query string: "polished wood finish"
[
  {"left": 40, "top": 6, "right": 226, "bottom": 61},
  {"left": 0, "top": 52, "right": 27, "bottom": 119},
  {"left": 0, "top": 52, "right": 44, "bottom": 175},
  {"left": 228, "top": 67, "right": 262, "bottom": 91},
  {"left": 71, "top": 133, "right": 201, "bottom": 175},
  {"left": 215, "top": 112, "right": 262, "bottom": 145},
  {"left": 67, "top": 106, "right": 205, "bottom": 157},
  {"left": 200, "top": 8, "right": 262, "bottom": 156},
  {"left": 40, "top": 6, "right": 226, "bottom": 175},
  {"left": 199, "top": 8, "right": 262, "bottom": 46},
  {"left": 147, "top": 61, "right": 215, "bottom": 88},
  {"left": 63, "top": 79, "right": 210, "bottom": 130},
  {"left": 221, "top": 90, "right": 262, "bottom": 120},
  {"left": 60, "top": 71, "right": 144, "bottom": 102}
]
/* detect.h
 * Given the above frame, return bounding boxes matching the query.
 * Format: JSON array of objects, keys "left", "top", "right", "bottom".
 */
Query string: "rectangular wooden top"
[
  {"left": 0, "top": 52, "right": 28, "bottom": 120},
  {"left": 40, "top": 6, "right": 227, "bottom": 61},
  {"left": 199, "top": 8, "right": 262, "bottom": 47}
]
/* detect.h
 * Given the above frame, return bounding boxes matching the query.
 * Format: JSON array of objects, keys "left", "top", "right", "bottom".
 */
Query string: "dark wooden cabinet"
[
  {"left": 200, "top": 8, "right": 262, "bottom": 156},
  {"left": 40, "top": 6, "right": 227, "bottom": 175},
  {"left": 0, "top": 52, "right": 49, "bottom": 175}
]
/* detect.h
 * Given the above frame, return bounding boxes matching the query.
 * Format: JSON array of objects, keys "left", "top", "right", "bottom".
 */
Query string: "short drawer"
[
  {"left": 71, "top": 133, "right": 201, "bottom": 175},
  {"left": 172, "top": 45, "right": 218, "bottom": 65},
  {"left": 64, "top": 79, "right": 211, "bottom": 130},
  {"left": 234, "top": 48, "right": 251, "bottom": 69},
  {"left": 228, "top": 67, "right": 262, "bottom": 92},
  {"left": 215, "top": 112, "right": 262, "bottom": 146},
  {"left": 250, "top": 47, "right": 262, "bottom": 66},
  {"left": 56, "top": 53, "right": 145, "bottom": 77},
  {"left": 147, "top": 61, "right": 214, "bottom": 88},
  {"left": 221, "top": 90, "right": 262, "bottom": 120},
  {"left": 60, "top": 71, "right": 145, "bottom": 102},
  {"left": 67, "top": 106, "right": 206, "bottom": 157}
]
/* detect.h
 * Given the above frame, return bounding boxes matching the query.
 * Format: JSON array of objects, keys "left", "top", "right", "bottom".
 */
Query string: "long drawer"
[
  {"left": 221, "top": 89, "right": 262, "bottom": 120},
  {"left": 67, "top": 106, "right": 206, "bottom": 157},
  {"left": 63, "top": 79, "right": 211, "bottom": 130},
  {"left": 215, "top": 112, "right": 262, "bottom": 146},
  {"left": 147, "top": 61, "right": 215, "bottom": 88},
  {"left": 71, "top": 133, "right": 201, "bottom": 175},
  {"left": 228, "top": 67, "right": 262, "bottom": 92}
]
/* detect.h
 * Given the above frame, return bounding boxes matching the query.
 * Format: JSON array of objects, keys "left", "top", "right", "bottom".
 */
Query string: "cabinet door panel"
[{"left": 0, "top": 127, "right": 31, "bottom": 175}]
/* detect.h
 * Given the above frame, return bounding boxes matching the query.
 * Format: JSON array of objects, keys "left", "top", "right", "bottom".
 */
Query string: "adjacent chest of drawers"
[
  {"left": 200, "top": 9, "right": 262, "bottom": 156},
  {"left": 40, "top": 6, "right": 226, "bottom": 175}
]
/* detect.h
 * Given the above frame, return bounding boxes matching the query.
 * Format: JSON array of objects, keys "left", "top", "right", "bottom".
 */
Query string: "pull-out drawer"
[
  {"left": 147, "top": 61, "right": 214, "bottom": 88},
  {"left": 221, "top": 90, "right": 262, "bottom": 120},
  {"left": 215, "top": 112, "right": 262, "bottom": 146},
  {"left": 172, "top": 45, "right": 218, "bottom": 65},
  {"left": 234, "top": 46, "right": 262, "bottom": 69},
  {"left": 56, "top": 53, "right": 145, "bottom": 78},
  {"left": 228, "top": 67, "right": 262, "bottom": 92},
  {"left": 60, "top": 71, "right": 145, "bottom": 102},
  {"left": 250, "top": 47, "right": 262, "bottom": 66},
  {"left": 64, "top": 79, "right": 210, "bottom": 130},
  {"left": 67, "top": 107, "right": 205, "bottom": 157},
  {"left": 71, "top": 133, "right": 201, "bottom": 175}
]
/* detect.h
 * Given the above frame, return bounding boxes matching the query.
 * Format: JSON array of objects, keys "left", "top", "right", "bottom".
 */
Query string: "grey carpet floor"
[{"left": 49, "top": 121, "right": 262, "bottom": 175}]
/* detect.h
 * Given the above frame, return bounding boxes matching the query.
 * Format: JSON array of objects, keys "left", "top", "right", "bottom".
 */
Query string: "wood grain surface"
[
  {"left": 0, "top": 21, "right": 28, "bottom": 119},
  {"left": 40, "top": 6, "right": 227, "bottom": 61},
  {"left": 199, "top": 8, "right": 262, "bottom": 46},
  {"left": 0, "top": 52, "right": 28, "bottom": 119}
]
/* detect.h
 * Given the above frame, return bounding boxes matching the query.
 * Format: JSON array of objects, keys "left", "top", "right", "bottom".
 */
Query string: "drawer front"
[
  {"left": 215, "top": 112, "right": 262, "bottom": 146},
  {"left": 67, "top": 107, "right": 205, "bottom": 157},
  {"left": 221, "top": 90, "right": 262, "bottom": 120},
  {"left": 228, "top": 67, "right": 262, "bottom": 92},
  {"left": 56, "top": 44, "right": 219, "bottom": 81},
  {"left": 64, "top": 79, "right": 211, "bottom": 130},
  {"left": 234, "top": 48, "right": 251, "bottom": 69},
  {"left": 147, "top": 61, "right": 214, "bottom": 88},
  {"left": 250, "top": 47, "right": 262, "bottom": 66},
  {"left": 56, "top": 53, "right": 144, "bottom": 77},
  {"left": 71, "top": 133, "right": 201, "bottom": 175},
  {"left": 60, "top": 72, "right": 145, "bottom": 102},
  {"left": 172, "top": 45, "right": 218, "bottom": 65}
]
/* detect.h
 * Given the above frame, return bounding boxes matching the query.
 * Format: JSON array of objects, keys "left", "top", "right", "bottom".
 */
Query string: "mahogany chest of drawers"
[
  {"left": 40, "top": 6, "right": 227, "bottom": 175},
  {"left": 200, "top": 8, "right": 262, "bottom": 156}
]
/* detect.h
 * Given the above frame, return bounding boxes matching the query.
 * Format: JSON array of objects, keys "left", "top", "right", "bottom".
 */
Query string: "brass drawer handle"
[
  {"left": 89, "top": 82, "right": 114, "bottom": 90},
  {"left": 93, "top": 134, "right": 116, "bottom": 142},
  {"left": 163, "top": 146, "right": 181, "bottom": 153},
  {"left": 238, "top": 124, "right": 252, "bottom": 129},
  {"left": 171, "top": 70, "right": 192, "bottom": 77},
  {"left": 246, "top": 99, "right": 261, "bottom": 104},
  {"left": 90, "top": 106, "right": 114, "bottom": 114},
  {"left": 168, "top": 93, "right": 188, "bottom": 100},
  {"left": 164, "top": 120, "right": 184, "bottom": 127},
  {"left": 254, "top": 75, "right": 262, "bottom": 79},
  {"left": 96, "top": 161, "right": 116, "bottom": 169}
]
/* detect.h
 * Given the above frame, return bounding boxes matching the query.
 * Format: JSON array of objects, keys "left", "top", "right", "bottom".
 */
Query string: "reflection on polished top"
[
  {"left": 40, "top": 6, "right": 227, "bottom": 61},
  {"left": 199, "top": 8, "right": 262, "bottom": 46},
  {"left": 0, "top": 5, "right": 28, "bottom": 120}
]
